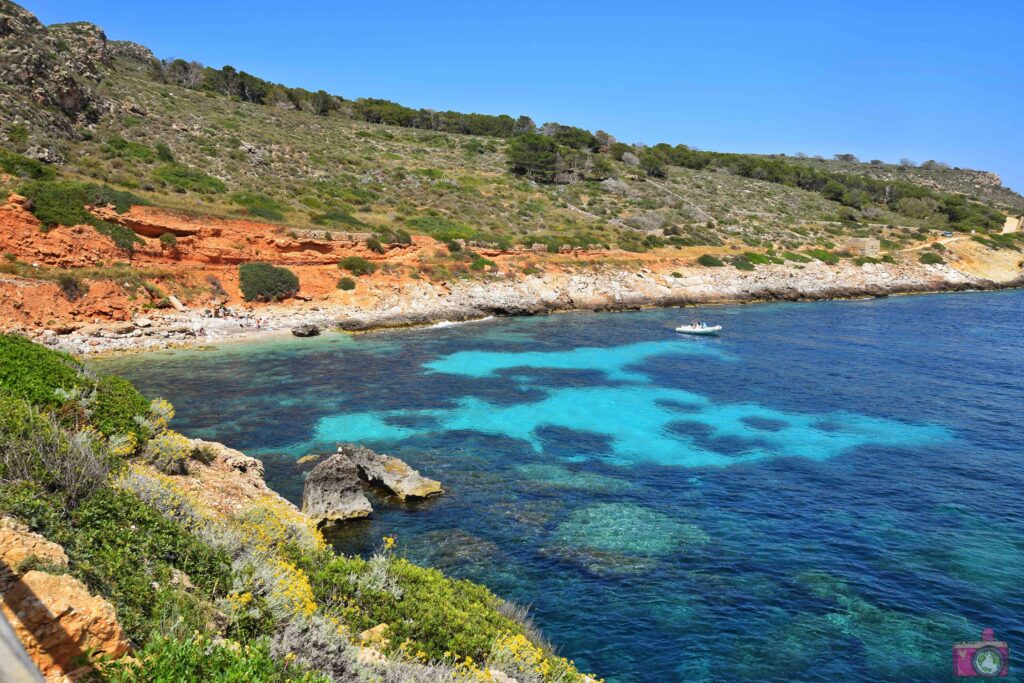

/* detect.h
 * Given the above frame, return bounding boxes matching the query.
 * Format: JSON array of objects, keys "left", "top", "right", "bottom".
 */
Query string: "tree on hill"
[{"left": 507, "top": 132, "right": 559, "bottom": 182}]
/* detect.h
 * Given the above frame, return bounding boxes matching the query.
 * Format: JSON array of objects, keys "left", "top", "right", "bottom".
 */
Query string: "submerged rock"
[
  {"left": 338, "top": 443, "right": 443, "bottom": 500},
  {"left": 301, "top": 453, "right": 373, "bottom": 526},
  {"left": 292, "top": 323, "right": 320, "bottom": 337}
]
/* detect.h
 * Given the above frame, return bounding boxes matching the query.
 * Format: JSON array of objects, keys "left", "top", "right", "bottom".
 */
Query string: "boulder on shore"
[
  {"left": 337, "top": 443, "right": 443, "bottom": 500},
  {"left": 292, "top": 323, "right": 321, "bottom": 337},
  {"left": 302, "top": 453, "right": 373, "bottom": 526}
]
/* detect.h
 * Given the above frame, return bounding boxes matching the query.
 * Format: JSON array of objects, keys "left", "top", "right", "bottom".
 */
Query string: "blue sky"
[{"left": 26, "top": 1, "right": 1023, "bottom": 192}]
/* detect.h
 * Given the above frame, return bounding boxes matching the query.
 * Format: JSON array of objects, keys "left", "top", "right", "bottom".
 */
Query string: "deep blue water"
[{"left": 95, "top": 291, "right": 1024, "bottom": 682}]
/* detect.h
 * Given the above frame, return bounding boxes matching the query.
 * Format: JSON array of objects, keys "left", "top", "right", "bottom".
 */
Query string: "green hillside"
[{"left": 1, "top": 0, "right": 1019, "bottom": 259}]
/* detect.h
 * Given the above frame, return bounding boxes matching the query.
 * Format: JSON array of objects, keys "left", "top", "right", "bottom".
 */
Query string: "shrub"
[
  {"left": 104, "top": 136, "right": 155, "bottom": 161},
  {"left": 311, "top": 208, "right": 365, "bottom": 228},
  {"left": 101, "top": 633, "right": 329, "bottom": 682},
  {"left": 337, "top": 277, "right": 356, "bottom": 291},
  {"left": 0, "top": 397, "right": 115, "bottom": 505},
  {"left": 91, "top": 374, "right": 151, "bottom": 440},
  {"left": 697, "top": 254, "right": 724, "bottom": 267},
  {"left": 730, "top": 256, "right": 755, "bottom": 271},
  {"left": 57, "top": 272, "right": 88, "bottom": 301},
  {"left": 782, "top": 251, "right": 812, "bottom": 263},
  {"left": 0, "top": 147, "right": 55, "bottom": 179},
  {"left": 0, "top": 481, "right": 232, "bottom": 642},
  {"left": 95, "top": 222, "right": 143, "bottom": 253},
  {"left": 338, "top": 256, "right": 376, "bottom": 276},
  {"left": 366, "top": 236, "right": 384, "bottom": 254},
  {"left": 470, "top": 256, "right": 496, "bottom": 271},
  {"left": 238, "top": 263, "right": 299, "bottom": 302},
  {"left": 153, "top": 163, "right": 226, "bottom": 194},
  {"left": 919, "top": 251, "right": 945, "bottom": 265},
  {"left": 65, "top": 487, "right": 231, "bottom": 640},
  {"left": 671, "top": 271, "right": 683, "bottom": 278},
  {"left": 0, "top": 334, "right": 86, "bottom": 409},
  {"left": 154, "top": 142, "right": 175, "bottom": 163},
  {"left": 18, "top": 180, "right": 146, "bottom": 229},
  {"left": 806, "top": 249, "right": 840, "bottom": 264},
  {"left": 231, "top": 192, "right": 286, "bottom": 221},
  {"left": 159, "top": 232, "right": 178, "bottom": 249}
]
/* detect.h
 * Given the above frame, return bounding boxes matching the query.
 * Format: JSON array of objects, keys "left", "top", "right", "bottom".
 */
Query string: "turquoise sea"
[{"left": 96, "top": 290, "right": 1024, "bottom": 682}]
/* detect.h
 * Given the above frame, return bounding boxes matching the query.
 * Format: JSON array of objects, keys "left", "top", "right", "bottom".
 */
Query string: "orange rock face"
[
  {"left": 1, "top": 517, "right": 129, "bottom": 682},
  {"left": 1, "top": 571, "right": 130, "bottom": 682},
  {"left": 0, "top": 516, "right": 70, "bottom": 590}
]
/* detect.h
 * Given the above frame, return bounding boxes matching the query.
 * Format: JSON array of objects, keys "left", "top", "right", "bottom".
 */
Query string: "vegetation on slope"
[{"left": 0, "top": 334, "right": 597, "bottom": 682}]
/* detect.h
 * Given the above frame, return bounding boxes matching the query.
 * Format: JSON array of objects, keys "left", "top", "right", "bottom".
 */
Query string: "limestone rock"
[
  {"left": 291, "top": 323, "right": 320, "bottom": 337},
  {"left": 337, "top": 443, "right": 443, "bottom": 500},
  {"left": 1, "top": 571, "right": 129, "bottom": 681},
  {"left": 0, "top": 515, "right": 69, "bottom": 590},
  {"left": 302, "top": 453, "right": 373, "bottom": 525}
]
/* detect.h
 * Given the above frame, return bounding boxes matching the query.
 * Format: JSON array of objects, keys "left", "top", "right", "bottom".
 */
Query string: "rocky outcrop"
[
  {"left": 291, "top": 323, "right": 320, "bottom": 337},
  {"left": 131, "top": 439, "right": 289, "bottom": 516},
  {"left": 0, "top": 516, "right": 129, "bottom": 682},
  {"left": 2, "top": 571, "right": 130, "bottom": 682},
  {"left": 338, "top": 443, "right": 443, "bottom": 500},
  {"left": 302, "top": 453, "right": 373, "bottom": 526},
  {"left": 0, "top": 516, "right": 69, "bottom": 590},
  {"left": 301, "top": 445, "right": 443, "bottom": 526}
]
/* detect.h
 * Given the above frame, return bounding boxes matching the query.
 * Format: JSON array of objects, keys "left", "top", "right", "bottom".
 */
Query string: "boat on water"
[{"left": 675, "top": 321, "right": 722, "bottom": 335}]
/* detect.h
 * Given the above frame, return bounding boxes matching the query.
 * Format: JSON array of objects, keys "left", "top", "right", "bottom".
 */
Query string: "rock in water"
[
  {"left": 292, "top": 323, "right": 321, "bottom": 337},
  {"left": 337, "top": 443, "right": 443, "bottom": 500},
  {"left": 302, "top": 453, "right": 373, "bottom": 525}
]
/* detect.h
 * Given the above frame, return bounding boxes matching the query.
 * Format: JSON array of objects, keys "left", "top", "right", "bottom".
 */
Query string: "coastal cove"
[{"left": 94, "top": 290, "right": 1024, "bottom": 682}]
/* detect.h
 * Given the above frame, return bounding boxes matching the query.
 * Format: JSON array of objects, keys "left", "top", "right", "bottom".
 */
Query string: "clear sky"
[{"left": 25, "top": 0, "right": 1024, "bottom": 192}]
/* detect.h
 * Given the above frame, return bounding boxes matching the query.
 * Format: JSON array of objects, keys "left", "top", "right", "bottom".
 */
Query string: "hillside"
[{"left": 0, "top": 0, "right": 1022, "bottom": 342}]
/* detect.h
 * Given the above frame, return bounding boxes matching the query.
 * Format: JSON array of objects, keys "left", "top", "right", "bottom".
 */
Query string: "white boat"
[{"left": 675, "top": 323, "right": 721, "bottom": 335}]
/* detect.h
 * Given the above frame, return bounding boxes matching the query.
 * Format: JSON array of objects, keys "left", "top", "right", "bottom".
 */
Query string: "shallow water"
[{"left": 96, "top": 291, "right": 1024, "bottom": 682}]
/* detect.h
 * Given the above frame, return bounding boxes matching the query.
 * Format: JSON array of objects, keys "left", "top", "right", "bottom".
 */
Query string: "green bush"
[
  {"left": 471, "top": 256, "right": 496, "bottom": 271},
  {"left": 311, "top": 207, "right": 365, "bottom": 228},
  {"left": 697, "top": 254, "right": 724, "bottom": 267},
  {"left": 231, "top": 192, "right": 286, "bottom": 221},
  {"left": 312, "top": 555, "right": 527, "bottom": 662},
  {"left": 0, "top": 334, "right": 86, "bottom": 409},
  {"left": 95, "top": 221, "right": 143, "bottom": 252},
  {"left": 57, "top": 272, "right": 89, "bottom": 301},
  {"left": 375, "top": 227, "right": 412, "bottom": 246},
  {"left": 365, "top": 236, "right": 384, "bottom": 254},
  {"left": 337, "top": 276, "right": 356, "bottom": 291},
  {"left": 0, "top": 483, "right": 231, "bottom": 642},
  {"left": 782, "top": 251, "right": 812, "bottom": 263},
  {"left": 0, "top": 147, "right": 56, "bottom": 179},
  {"left": 238, "top": 263, "right": 299, "bottom": 302},
  {"left": 159, "top": 232, "right": 178, "bottom": 249},
  {"left": 806, "top": 249, "right": 840, "bottom": 264},
  {"left": 18, "top": 180, "right": 146, "bottom": 229},
  {"left": 154, "top": 142, "right": 175, "bottom": 163},
  {"left": 91, "top": 375, "right": 151, "bottom": 440},
  {"left": 153, "top": 163, "right": 226, "bottom": 194},
  {"left": 104, "top": 136, "right": 155, "bottom": 161},
  {"left": 919, "top": 251, "right": 945, "bottom": 265},
  {"left": 101, "top": 634, "right": 328, "bottom": 682},
  {"left": 0, "top": 397, "right": 116, "bottom": 505},
  {"left": 730, "top": 256, "right": 755, "bottom": 271},
  {"left": 338, "top": 256, "right": 376, "bottom": 276}
]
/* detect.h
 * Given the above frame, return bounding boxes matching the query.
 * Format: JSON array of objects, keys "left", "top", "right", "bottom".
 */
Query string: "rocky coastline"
[{"left": 25, "top": 258, "right": 1023, "bottom": 356}]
